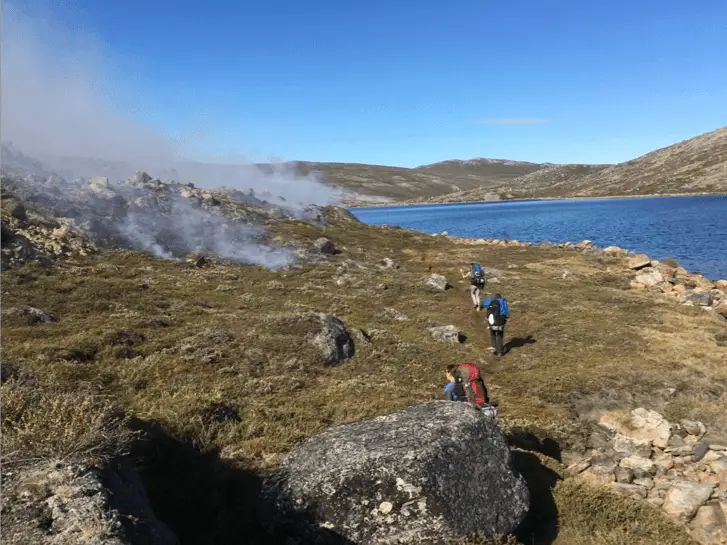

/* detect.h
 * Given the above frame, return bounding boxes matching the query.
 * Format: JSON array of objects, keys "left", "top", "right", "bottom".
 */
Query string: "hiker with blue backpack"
[
  {"left": 482, "top": 293, "right": 510, "bottom": 356},
  {"left": 460, "top": 263, "right": 486, "bottom": 311}
]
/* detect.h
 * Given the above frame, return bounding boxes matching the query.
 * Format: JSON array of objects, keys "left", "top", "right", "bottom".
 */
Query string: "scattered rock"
[
  {"left": 309, "top": 313, "right": 355, "bottom": 365},
  {"left": 2, "top": 305, "right": 57, "bottom": 325},
  {"left": 628, "top": 254, "right": 651, "bottom": 270},
  {"left": 693, "top": 443, "right": 711, "bottom": 463},
  {"left": 682, "top": 419, "right": 708, "bottom": 438},
  {"left": 613, "top": 433, "right": 653, "bottom": 458},
  {"left": 611, "top": 482, "right": 648, "bottom": 499},
  {"left": 379, "top": 257, "right": 399, "bottom": 269},
  {"left": 425, "top": 273, "right": 451, "bottom": 292},
  {"left": 312, "top": 237, "right": 338, "bottom": 255},
  {"left": 588, "top": 456, "right": 617, "bottom": 482},
  {"left": 429, "top": 325, "right": 463, "bottom": 343},
  {"left": 714, "top": 299, "right": 727, "bottom": 318},
  {"left": 634, "top": 268, "right": 665, "bottom": 287},
  {"left": 614, "top": 466, "right": 635, "bottom": 484},
  {"left": 620, "top": 456, "right": 656, "bottom": 477},
  {"left": 691, "top": 502, "right": 726, "bottom": 533},
  {"left": 260, "top": 401, "right": 529, "bottom": 544},
  {"left": 686, "top": 291, "right": 714, "bottom": 307},
  {"left": 630, "top": 408, "right": 673, "bottom": 449},
  {"left": 383, "top": 308, "right": 408, "bottom": 321},
  {"left": 663, "top": 481, "right": 715, "bottom": 522}
]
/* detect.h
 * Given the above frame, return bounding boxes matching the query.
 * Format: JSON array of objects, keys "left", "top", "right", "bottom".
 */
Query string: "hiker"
[
  {"left": 444, "top": 365, "right": 467, "bottom": 402},
  {"left": 445, "top": 363, "right": 489, "bottom": 406},
  {"left": 444, "top": 363, "right": 499, "bottom": 419},
  {"left": 482, "top": 293, "right": 509, "bottom": 356},
  {"left": 460, "top": 263, "right": 486, "bottom": 310}
]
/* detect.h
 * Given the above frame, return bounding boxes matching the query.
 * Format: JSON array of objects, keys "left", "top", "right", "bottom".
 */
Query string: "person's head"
[
  {"left": 494, "top": 293, "right": 502, "bottom": 299},
  {"left": 445, "top": 364, "right": 457, "bottom": 382}
]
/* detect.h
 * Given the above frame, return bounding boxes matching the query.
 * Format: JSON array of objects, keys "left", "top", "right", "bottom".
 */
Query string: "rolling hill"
[
  {"left": 412, "top": 126, "right": 727, "bottom": 204},
  {"left": 289, "top": 158, "right": 547, "bottom": 201}
]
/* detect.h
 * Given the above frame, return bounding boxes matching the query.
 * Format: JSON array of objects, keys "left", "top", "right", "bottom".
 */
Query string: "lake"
[{"left": 351, "top": 196, "right": 727, "bottom": 280}]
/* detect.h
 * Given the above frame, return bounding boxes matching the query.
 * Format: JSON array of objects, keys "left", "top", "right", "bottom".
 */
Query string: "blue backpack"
[{"left": 471, "top": 264, "right": 486, "bottom": 287}]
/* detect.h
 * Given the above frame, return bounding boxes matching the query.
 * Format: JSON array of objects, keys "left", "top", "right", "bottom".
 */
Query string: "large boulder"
[{"left": 260, "top": 401, "right": 529, "bottom": 544}]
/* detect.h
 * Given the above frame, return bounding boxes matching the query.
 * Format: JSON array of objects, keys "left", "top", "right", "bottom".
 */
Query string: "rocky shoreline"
[{"left": 567, "top": 407, "right": 727, "bottom": 545}]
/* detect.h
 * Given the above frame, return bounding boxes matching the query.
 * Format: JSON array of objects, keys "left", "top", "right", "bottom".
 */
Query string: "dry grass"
[
  {"left": 2, "top": 216, "right": 723, "bottom": 544},
  {"left": 0, "top": 383, "right": 133, "bottom": 465}
]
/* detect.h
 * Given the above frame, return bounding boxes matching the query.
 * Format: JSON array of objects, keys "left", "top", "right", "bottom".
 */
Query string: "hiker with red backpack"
[{"left": 444, "top": 363, "right": 498, "bottom": 418}]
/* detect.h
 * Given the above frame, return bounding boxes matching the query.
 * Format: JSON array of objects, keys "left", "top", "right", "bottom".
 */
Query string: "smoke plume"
[{"left": 0, "top": 3, "right": 348, "bottom": 267}]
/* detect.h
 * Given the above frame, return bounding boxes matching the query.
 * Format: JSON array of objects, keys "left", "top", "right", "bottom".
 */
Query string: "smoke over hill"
[{"left": 0, "top": 3, "right": 350, "bottom": 267}]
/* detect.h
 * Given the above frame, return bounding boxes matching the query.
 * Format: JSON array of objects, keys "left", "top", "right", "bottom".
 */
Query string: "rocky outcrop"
[
  {"left": 568, "top": 408, "right": 727, "bottom": 544},
  {"left": 260, "top": 401, "right": 529, "bottom": 544},
  {"left": 1, "top": 459, "right": 178, "bottom": 545}
]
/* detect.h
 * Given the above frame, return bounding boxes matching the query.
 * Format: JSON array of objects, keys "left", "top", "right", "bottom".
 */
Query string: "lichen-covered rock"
[{"left": 260, "top": 401, "right": 529, "bottom": 544}]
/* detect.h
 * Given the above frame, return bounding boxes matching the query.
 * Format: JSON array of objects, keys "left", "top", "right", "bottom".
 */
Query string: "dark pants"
[{"left": 490, "top": 327, "right": 505, "bottom": 355}]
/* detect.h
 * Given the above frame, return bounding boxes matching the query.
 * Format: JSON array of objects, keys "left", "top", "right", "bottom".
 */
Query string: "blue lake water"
[{"left": 351, "top": 196, "right": 727, "bottom": 280}]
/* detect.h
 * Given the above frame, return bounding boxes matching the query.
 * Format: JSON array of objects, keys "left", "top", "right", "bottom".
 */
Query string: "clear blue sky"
[{"left": 7, "top": 0, "right": 727, "bottom": 167}]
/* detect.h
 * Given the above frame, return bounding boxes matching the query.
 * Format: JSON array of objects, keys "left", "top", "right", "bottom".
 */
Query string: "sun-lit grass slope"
[{"left": 2, "top": 210, "right": 724, "bottom": 543}]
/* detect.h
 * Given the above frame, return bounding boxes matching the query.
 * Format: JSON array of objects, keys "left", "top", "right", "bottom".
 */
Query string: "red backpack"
[{"left": 453, "top": 363, "right": 489, "bottom": 407}]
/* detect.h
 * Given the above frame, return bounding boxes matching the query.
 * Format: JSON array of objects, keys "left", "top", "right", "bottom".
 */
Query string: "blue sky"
[{"left": 5, "top": 0, "right": 727, "bottom": 167}]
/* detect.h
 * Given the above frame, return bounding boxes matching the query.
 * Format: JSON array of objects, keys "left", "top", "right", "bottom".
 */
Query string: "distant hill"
[
  {"left": 413, "top": 126, "right": 727, "bottom": 204},
  {"left": 288, "top": 159, "right": 548, "bottom": 201}
]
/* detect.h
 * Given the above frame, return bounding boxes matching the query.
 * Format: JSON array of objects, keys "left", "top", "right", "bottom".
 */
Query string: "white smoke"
[{"left": 0, "top": 2, "right": 349, "bottom": 267}]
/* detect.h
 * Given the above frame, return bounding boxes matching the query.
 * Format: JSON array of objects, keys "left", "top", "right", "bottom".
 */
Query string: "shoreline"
[{"left": 345, "top": 191, "right": 727, "bottom": 210}]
